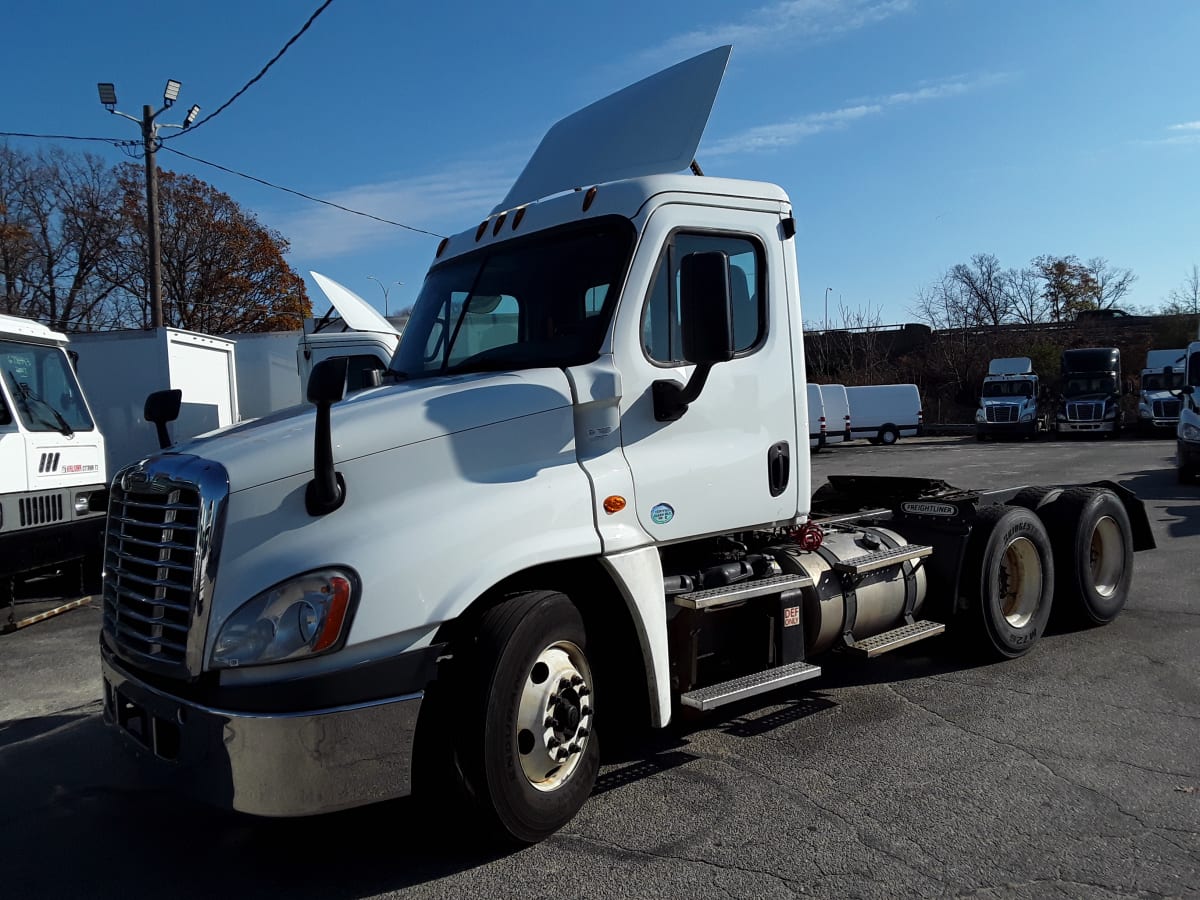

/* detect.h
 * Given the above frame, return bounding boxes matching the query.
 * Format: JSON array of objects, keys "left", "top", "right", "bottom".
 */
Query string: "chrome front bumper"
[{"left": 102, "top": 651, "right": 423, "bottom": 817}]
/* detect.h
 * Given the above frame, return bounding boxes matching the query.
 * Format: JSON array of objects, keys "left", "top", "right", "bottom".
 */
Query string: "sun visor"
[
  {"left": 492, "top": 45, "right": 732, "bottom": 214},
  {"left": 309, "top": 272, "right": 401, "bottom": 335}
]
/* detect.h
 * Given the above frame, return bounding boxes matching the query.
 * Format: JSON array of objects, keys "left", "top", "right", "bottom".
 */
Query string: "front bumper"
[
  {"left": 1179, "top": 439, "right": 1200, "bottom": 469},
  {"left": 102, "top": 643, "right": 431, "bottom": 817},
  {"left": 977, "top": 421, "right": 1037, "bottom": 438},
  {"left": 1057, "top": 420, "right": 1116, "bottom": 433}
]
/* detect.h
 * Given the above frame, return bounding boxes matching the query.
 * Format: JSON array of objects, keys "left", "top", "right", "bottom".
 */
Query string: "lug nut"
[
  {"left": 559, "top": 678, "right": 572, "bottom": 692},
  {"left": 568, "top": 743, "right": 581, "bottom": 755},
  {"left": 570, "top": 675, "right": 584, "bottom": 686},
  {"left": 545, "top": 717, "right": 559, "bottom": 729},
  {"left": 547, "top": 737, "right": 560, "bottom": 749},
  {"left": 578, "top": 686, "right": 591, "bottom": 697},
  {"left": 556, "top": 748, "right": 569, "bottom": 761},
  {"left": 577, "top": 727, "right": 589, "bottom": 737},
  {"left": 580, "top": 706, "right": 591, "bottom": 716}
]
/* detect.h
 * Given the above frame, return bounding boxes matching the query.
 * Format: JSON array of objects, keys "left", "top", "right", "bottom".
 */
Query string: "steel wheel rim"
[
  {"left": 1089, "top": 515, "right": 1124, "bottom": 598},
  {"left": 515, "top": 640, "right": 593, "bottom": 792},
  {"left": 997, "top": 536, "right": 1042, "bottom": 628}
]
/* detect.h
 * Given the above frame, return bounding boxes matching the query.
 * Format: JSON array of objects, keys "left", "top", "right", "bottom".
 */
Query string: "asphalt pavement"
[{"left": 1, "top": 435, "right": 1197, "bottom": 899}]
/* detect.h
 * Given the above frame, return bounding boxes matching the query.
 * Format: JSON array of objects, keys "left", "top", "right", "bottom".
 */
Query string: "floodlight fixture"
[
  {"left": 182, "top": 104, "right": 201, "bottom": 128},
  {"left": 97, "top": 82, "right": 118, "bottom": 109},
  {"left": 163, "top": 79, "right": 181, "bottom": 106}
]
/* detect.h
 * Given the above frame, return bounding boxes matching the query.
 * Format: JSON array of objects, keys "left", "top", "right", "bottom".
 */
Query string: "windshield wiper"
[{"left": 8, "top": 371, "right": 73, "bottom": 436}]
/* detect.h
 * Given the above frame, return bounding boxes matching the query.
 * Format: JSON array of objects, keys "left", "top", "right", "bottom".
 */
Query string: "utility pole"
[
  {"left": 98, "top": 81, "right": 200, "bottom": 329},
  {"left": 824, "top": 287, "right": 832, "bottom": 331}
]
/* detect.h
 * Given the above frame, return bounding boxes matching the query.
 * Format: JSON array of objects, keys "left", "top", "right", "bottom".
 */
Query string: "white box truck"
[
  {"left": 0, "top": 315, "right": 108, "bottom": 588},
  {"left": 844, "top": 384, "right": 923, "bottom": 445},
  {"left": 818, "top": 384, "right": 851, "bottom": 444},
  {"left": 98, "top": 47, "right": 1154, "bottom": 843},
  {"left": 70, "top": 328, "right": 238, "bottom": 476},
  {"left": 1177, "top": 341, "right": 1200, "bottom": 482},
  {"left": 975, "top": 357, "right": 1041, "bottom": 441},
  {"left": 1136, "top": 348, "right": 1186, "bottom": 435}
]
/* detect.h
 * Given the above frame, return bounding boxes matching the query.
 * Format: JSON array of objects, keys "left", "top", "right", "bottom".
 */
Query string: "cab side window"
[{"left": 641, "top": 233, "right": 764, "bottom": 364}]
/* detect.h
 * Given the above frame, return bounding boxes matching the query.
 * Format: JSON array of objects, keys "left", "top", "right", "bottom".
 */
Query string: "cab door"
[{"left": 614, "top": 203, "right": 799, "bottom": 540}]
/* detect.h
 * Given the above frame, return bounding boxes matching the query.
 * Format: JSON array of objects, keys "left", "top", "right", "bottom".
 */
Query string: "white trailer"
[
  {"left": 844, "top": 384, "right": 923, "bottom": 445},
  {"left": 98, "top": 47, "right": 1154, "bottom": 843},
  {"left": 1137, "top": 348, "right": 1187, "bottom": 434},
  {"left": 0, "top": 315, "right": 107, "bottom": 586},
  {"left": 806, "top": 383, "right": 825, "bottom": 448},
  {"left": 70, "top": 328, "right": 238, "bottom": 475},
  {"left": 976, "top": 357, "right": 1041, "bottom": 440},
  {"left": 818, "top": 384, "right": 851, "bottom": 444}
]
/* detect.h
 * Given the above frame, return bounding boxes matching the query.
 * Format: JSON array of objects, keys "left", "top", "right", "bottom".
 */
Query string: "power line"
[
  {"left": 160, "top": 145, "right": 445, "bottom": 239},
  {"left": 0, "top": 131, "right": 126, "bottom": 145},
  {"left": 166, "top": 0, "right": 336, "bottom": 138}
]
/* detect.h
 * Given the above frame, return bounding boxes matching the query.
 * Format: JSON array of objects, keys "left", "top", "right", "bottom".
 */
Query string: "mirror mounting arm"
[
  {"left": 305, "top": 357, "right": 349, "bottom": 516},
  {"left": 652, "top": 363, "right": 713, "bottom": 422}
]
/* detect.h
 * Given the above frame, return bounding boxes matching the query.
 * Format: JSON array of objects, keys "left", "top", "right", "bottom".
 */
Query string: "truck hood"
[
  {"left": 1062, "top": 393, "right": 1115, "bottom": 403},
  {"left": 1141, "top": 389, "right": 1179, "bottom": 403},
  {"left": 166, "top": 368, "right": 576, "bottom": 491}
]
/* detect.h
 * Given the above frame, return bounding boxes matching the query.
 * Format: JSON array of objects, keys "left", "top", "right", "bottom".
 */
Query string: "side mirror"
[
  {"left": 653, "top": 251, "right": 734, "bottom": 422},
  {"left": 306, "top": 357, "right": 349, "bottom": 516},
  {"left": 1182, "top": 385, "right": 1195, "bottom": 396},
  {"left": 144, "top": 389, "right": 182, "bottom": 449}
]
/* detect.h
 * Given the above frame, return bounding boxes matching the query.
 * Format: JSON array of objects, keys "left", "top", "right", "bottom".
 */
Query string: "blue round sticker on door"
[{"left": 650, "top": 503, "right": 675, "bottom": 525}]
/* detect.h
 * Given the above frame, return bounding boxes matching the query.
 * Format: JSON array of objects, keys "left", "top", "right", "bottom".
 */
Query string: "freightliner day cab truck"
[
  {"left": 0, "top": 315, "right": 108, "bottom": 593},
  {"left": 1056, "top": 347, "right": 1124, "bottom": 437},
  {"left": 1177, "top": 341, "right": 1200, "bottom": 483},
  {"left": 1136, "top": 348, "right": 1187, "bottom": 435},
  {"left": 100, "top": 48, "right": 1154, "bottom": 843},
  {"left": 975, "top": 357, "right": 1041, "bottom": 441}
]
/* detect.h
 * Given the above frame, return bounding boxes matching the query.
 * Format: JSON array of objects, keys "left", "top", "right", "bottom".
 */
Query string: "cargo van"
[
  {"left": 806, "top": 383, "right": 826, "bottom": 448},
  {"left": 818, "top": 384, "right": 851, "bottom": 444},
  {"left": 844, "top": 384, "right": 922, "bottom": 445}
]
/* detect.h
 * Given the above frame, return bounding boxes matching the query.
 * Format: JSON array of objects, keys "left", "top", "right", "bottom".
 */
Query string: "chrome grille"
[
  {"left": 1153, "top": 399, "right": 1181, "bottom": 419},
  {"left": 1066, "top": 401, "right": 1103, "bottom": 422},
  {"left": 985, "top": 405, "right": 1018, "bottom": 423},
  {"left": 102, "top": 456, "right": 228, "bottom": 679}
]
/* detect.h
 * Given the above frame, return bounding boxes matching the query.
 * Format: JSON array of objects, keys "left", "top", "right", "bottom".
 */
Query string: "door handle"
[{"left": 767, "top": 441, "right": 790, "bottom": 497}]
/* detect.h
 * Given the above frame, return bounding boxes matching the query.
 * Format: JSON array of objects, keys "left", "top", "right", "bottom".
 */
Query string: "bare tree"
[
  {"left": 1005, "top": 266, "right": 1049, "bottom": 324},
  {"left": 1085, "top": 257, "right": 1137, "bottom": 310},
  {"left": 950, "top": 253, "right": 1011, "bottom": 326},
  {"left": 0, "top": 145, "right": 37, "bottom": 316},
  {"left": 1164, "top": 264, "right": 1200, "bottom": 315}
]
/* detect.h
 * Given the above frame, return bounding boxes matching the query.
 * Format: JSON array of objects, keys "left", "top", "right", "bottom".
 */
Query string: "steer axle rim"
[{"left": 515, "top": 641, "right": 593, "bottom": 792}]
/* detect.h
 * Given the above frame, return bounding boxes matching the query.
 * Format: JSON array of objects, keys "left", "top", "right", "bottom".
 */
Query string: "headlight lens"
[
  {"left": 1104, "top": 406, "right": 1117, "bottom": 419},
  {"left": 1056, "top": 412, "right": 1066, "bottom": 421},
  {"left": 211, "top": 568, "right": 356, "bottom": 668},
  {"left": 975, "top": 409, "right": 985, "bottom": 423},
  {"left": 1020, "top": 412, "right": 1033, "bottom": 422},
  {"left": 1182, "top": 423, "right": 1200, "bottom": 442}
]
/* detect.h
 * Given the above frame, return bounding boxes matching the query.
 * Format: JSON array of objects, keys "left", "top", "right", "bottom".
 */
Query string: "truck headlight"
[
  {"left": 1056, "top": 412, "right": 1066, "bottom": 421},
  {"left": 211, "top": 568, "right": 357, "bottom": 668},
  {"left": 1020, "top": 412, "right": 1033, "bottom": 422},
  {"left": 975, "top": 409, "right": 985, "bottom": 423},
  {"left": 1104, "top": 406, "right": 1117, "bottom": 420},
  {"left": 1138, "top": 406, "right": 1151, "bottom": 419},
  {"left": 1182, "top": 423, "right": 1200, "bottom": 443}
]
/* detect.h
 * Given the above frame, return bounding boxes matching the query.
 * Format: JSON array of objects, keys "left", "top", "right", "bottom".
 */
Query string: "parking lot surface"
[{"left": 2, "top": 436, "right": 1197, "bottom": 899}]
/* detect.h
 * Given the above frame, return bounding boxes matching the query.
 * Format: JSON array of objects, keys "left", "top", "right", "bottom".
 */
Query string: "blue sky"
[{"left": 4, "top": 0, "right": 1199, "bottom": 326}]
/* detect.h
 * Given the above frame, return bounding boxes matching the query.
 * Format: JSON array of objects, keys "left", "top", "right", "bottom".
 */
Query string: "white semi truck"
[
  {"left": 1136, "top": 348, "right": 1186, "bottom": 435},
  {"left": 99, "top": 47, "right": 1154, "bottom": 843},
  {"left": 0, "top": 315, "right": 108, "bottom": 591},
  {"left": 1177, "top": 341, "right": 1200, "bottom": 483},
  {"left": 976, "top": 357, "right": 1041, "bottom": 441}
]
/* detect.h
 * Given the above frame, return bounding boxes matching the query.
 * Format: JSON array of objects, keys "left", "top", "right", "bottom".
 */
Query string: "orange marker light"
[
  {"left": 582, "top": 186, "right": 597, "bottom": 212},
  {"left": 603, "top": 495, "right": 626, "bottom": 514}
]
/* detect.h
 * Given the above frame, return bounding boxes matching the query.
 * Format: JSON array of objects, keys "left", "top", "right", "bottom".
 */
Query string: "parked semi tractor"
[
  {"left": 0, "top": 315, "right": 107, "bottom": 587},
  {"left": 99, "top": 48, "right": 1154, "bottom": 843},
  {"left": 975, "top": 357, "right": 1041, "bottom": 441},
  {"left": 1136, "top": 348, "right": 1187, "bottom": 435},
  {"left": 1056, "top": 347, "right": 1123, "bottom": 437},
  {"left": 1178, "top": 341, "right": 1200, "bottom": 483}
]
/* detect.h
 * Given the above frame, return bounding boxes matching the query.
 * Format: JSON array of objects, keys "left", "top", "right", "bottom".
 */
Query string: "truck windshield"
[
  {"left": 982, "top": 381, "right": 1033, "bottom": 398},
  {"left": 393, "top": 217, "right": 635, "bottom": 379},
  {"left": 1142, "top": 372, "right": 1185, "bottom": 391},
  {"left": 0, "top": 340, "right": 94, "bottom": 433},
  {"left": 1064, "top": 375, "right": 1117, "bottom": 397}
]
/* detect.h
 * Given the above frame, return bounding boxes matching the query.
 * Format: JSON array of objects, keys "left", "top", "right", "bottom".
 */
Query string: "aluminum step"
[
  {"left": 844, "top": 620, "right": 946, "bottom": 658},
  {"left": 672, "top": 573, "right": 813, "bottom": 610},
  {"left": 832, "top": 544, "right": 932, "bottom": 575},
  {"left": 679, "top": 660, "right": 822, "bottom": 711}
]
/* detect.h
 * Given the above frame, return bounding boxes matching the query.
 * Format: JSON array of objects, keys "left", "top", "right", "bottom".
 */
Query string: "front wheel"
[
  {"left": 957, "top": 505, "right": 1055, "bottom": 659},
  {"left": 878, "top": 426, "right": 900, "bottom": 445},
  {"left": 456, "top": 590, "right": 599, "bottom": 843}
]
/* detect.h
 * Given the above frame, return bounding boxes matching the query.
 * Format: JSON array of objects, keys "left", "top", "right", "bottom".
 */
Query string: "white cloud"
[
  {"left": 263, "top": 161, "right": 519, "bottom": 260},
  {"left": 1168, "top": 121, "right": 1200, "bottom": 131},
  {"left": 1139, "top": 121, "right": 1200, "bottom": 147},
  {"left": 637, "top": 0, "right": 914, "bottom": 63},
  {"left": 704, "top": 72, "right": 1007, "bottom": 157}
]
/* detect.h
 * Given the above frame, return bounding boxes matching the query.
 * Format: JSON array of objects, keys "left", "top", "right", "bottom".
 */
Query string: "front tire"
[
  {"left": 958, "top": 505, "right": 1055, "bottom": 659},
  {"left": 1039, "top": 488, "right": 1133, "bottom": 626},
  {"left": 457, "top": 590, "right": 599, "bottom": 843}
]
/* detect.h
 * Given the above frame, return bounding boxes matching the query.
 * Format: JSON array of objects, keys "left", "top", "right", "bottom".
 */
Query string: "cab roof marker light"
[
  {"left": 492, "top": 212, "right": 508, "bottom": 236},
  {"left": 436, "top": 237, "right": 449, "bottom": 258},
  {"left": 582, "top": 186, "right": 597, "bottom": 212},
  {"left": 475, "top": 220, "right": 489, "bottom": 241},
  {"left": 512, "top": 207, "right": 526, "bottom": 230}
]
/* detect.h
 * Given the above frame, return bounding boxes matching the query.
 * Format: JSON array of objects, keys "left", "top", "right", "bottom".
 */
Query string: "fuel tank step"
[
  {"left": 832, "top": 544, "right": 932, "bottom": 575},
  {"left": 672, "top": 573, "right": 813, "bottom": 610},
  {"left": 679, "top": 660, "right": 822, "bottom": 711},
  {"left": 844, "top": 620, "right": 946, "bottom": 658}
]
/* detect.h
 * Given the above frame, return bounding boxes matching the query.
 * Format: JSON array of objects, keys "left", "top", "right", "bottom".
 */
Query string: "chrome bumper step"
[
  {"left": 672, "top": 573, "right": 813, "bottom": 610},
  {"left": 679, "top": 661, "right": 822, "bottom": 711}
]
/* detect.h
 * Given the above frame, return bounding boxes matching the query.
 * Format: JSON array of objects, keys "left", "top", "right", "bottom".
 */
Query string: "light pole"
[
  {"left": 367, "top": 276, "right": 403, "bottom": 317},
  {"left": 97, "top": 80, "right": 200, "bottom": 329},
  {"left": 824, "top": 287, "right": 833, "bottom": 331}
]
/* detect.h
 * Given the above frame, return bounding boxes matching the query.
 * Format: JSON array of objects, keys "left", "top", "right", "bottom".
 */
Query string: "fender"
[{"left": 600, "top": 545, "right": 672, "bottom": 727}]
